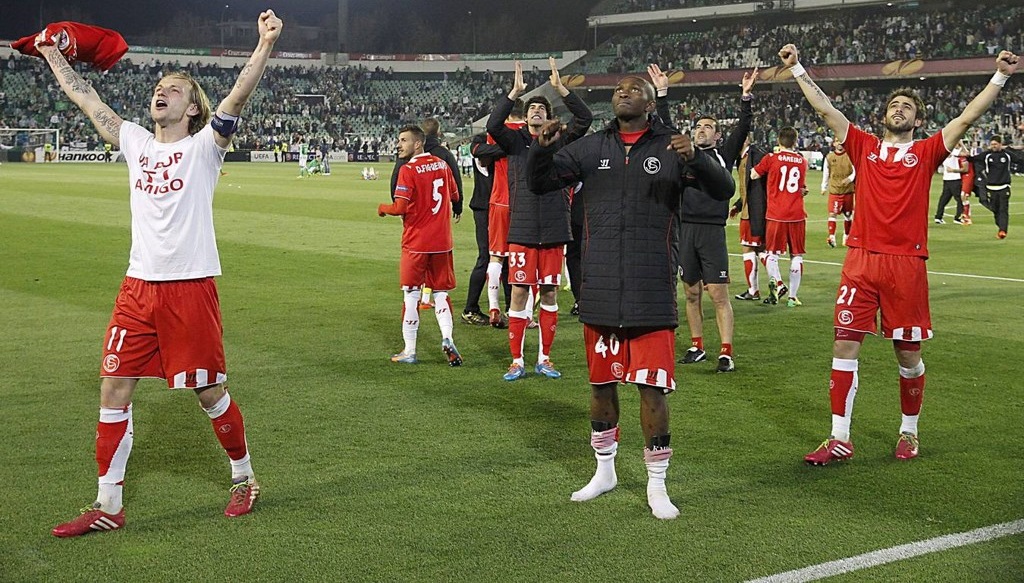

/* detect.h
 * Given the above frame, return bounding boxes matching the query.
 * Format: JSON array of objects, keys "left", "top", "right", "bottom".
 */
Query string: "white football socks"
[
  {"left": 432, "top": 291, "right": 454, "bottom": 340},
  {"left": 571, "top": 428, "right": 618, "bottom": 502},
  {"left": 789, "top": 255, "right": 804, "bottom": 298},
  {"left": 765, "top": 253, "right": 783, "bottom": 284},
  {"left": 402, "top": 290, "right": 421, "bottom": 354},
  {"left": 486, "top": 262, "right": 502, "bottom": 312},
  {"left": 644, "top": 448, "right": 679, "bottom": 520}
]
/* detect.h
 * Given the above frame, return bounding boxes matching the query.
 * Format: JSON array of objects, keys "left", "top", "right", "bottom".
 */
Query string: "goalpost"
[{"left": 0, "top": 128, "right": 61, "bottom": 162}]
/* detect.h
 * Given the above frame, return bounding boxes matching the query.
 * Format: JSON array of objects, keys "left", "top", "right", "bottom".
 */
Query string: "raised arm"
[
  {"left": 486, "top": 61, "right": 526, "bottom": 151},
  {"left": 36, "top": 37, "right": 122, "bottom": 147},
  {"left": 214, "top": 10, "right": 283, "bottom": 148},
  {"left": 545, "top": 57, "right": 593, "bottom": 143},
  {"left": 778, "top": 44, "right": 851, "bottom": 143},
  {"left": 942, "top": 51, "right": 1019, "bottom": 150},
  {"left": 648, "top": 64, "right": 675, "bottom": 128},
  {"left": 720, "top": 68, "right": 758, "bottom": 167}
]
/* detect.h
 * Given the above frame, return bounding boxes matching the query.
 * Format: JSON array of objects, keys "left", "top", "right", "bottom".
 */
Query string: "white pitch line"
[
  {"left": 728, "top": 254, "right": 1024, "bottom": 283},
  {"left": 746, "top": 519, "right": 1024, "bottom": 583}
]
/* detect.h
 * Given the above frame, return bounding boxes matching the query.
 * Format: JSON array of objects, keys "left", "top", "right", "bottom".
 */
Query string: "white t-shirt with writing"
[{"left": 119, "top": 122, "right": 227, "bottom": 281}]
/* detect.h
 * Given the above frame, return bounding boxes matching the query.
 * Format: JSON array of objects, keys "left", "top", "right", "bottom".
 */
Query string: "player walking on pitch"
[
  {"left": 43, "top": 10, "right": 282, "bottom": 537},
  {"left": 776, "top": 43, "right": 1019, "bottom": 464},
  {"left": 378, "top": 125, "right": 463, "bottom": 367}
]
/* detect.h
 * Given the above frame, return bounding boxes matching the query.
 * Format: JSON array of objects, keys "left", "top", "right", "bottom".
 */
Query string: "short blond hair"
[{"left": 161, "top": 72, "right": 212, "bottom": 135}]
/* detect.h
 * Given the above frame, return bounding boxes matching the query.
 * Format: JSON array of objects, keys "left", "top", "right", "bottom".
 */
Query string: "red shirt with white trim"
[
  {"left": 842, "top": 124, "right": 949, "bottom": 257},
  {"left": 753, "top": 148, "right": 808, "bottom": 222},
  {"left": 394, "top": 152, "right": 459, "bottom": 253}
]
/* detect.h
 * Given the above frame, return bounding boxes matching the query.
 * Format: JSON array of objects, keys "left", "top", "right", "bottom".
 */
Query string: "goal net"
[{"left": 0, "top": 128, "right": 61, "bottom": 161}]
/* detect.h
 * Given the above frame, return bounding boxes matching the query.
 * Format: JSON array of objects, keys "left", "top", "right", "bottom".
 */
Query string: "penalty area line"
[{"left": 745, "top": 519, "right": 1024, "bottom": 583}]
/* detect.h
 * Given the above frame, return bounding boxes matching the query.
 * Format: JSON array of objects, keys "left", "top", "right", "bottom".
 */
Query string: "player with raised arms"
[
  {"left": 776, "top": 43, "right": 1019, "bottom": 464},
  {"left": 42, "top": 10, "right": 283, "bottom": 537}
]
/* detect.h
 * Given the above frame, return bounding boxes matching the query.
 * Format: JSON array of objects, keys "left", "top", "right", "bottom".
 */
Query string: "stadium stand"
[
  {"left": 575, "top": 4, "right": 1024, "bottom": 74},
  {"left": 3, "top": 3, "right": 1023, "bottom": 154}
]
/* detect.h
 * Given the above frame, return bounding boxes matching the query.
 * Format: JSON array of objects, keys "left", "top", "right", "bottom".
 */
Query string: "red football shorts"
[
  {"left": 828, "top": 193, "right": 855, "bottom": 215},
  {"left": 739, "top": 218, "right": 763, "bottom": 247},
  {"left": 765, "top": 220, "right": 806, "bottom": 256},
  {"left": 400, "top": 250, "right": 455, "bottom": 291},
  {"left": 583, "top": 325, "right": 676, "bottom": 393},
  {"left": 833, "top": 247, "right": 933, "bottom": 341},
  {"left": 101, "top": 276, "right": 226, "bottom": 389},
  {"left": 488, "top": 203, "right": 510, "bottom": 257},
  {"left": 507, "top": 243, "right": 563, "bottom": 286}
]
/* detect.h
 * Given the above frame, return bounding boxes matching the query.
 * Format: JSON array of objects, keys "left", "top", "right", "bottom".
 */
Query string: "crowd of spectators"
[
  {"left": 606, "top": 0, "right": 749, "bottom": 15},
  {"left": 0, "top": 53, "right": 511, "bottom": 155},
  {"left": 593, "top": 4, "right": 1024, "bottom": 74},
  {"left": 657, "top": 82, "right": 1024, "bottom": 152}
]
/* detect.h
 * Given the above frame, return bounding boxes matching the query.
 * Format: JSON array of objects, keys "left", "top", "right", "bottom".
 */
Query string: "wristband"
[
  {"left": 990, "top": 71, "right": 1010, "bottom": 87},
  {"left": 656, "top": 87, "right": 668, "bottom": 98},
  {"left": 789, "top": 63, "right": 806, "bottom": 78}
]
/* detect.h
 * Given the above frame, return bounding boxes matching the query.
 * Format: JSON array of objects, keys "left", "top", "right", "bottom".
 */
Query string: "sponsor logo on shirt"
[{"left": 598, "top": 158, "right": 611, "bottom": 170}]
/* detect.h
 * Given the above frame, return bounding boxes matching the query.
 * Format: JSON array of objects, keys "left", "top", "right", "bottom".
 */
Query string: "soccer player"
[
  {"left": 461, "top": 131, "right": 510, "bottom": 325},
  {"left": 960, "top": 143, "right": 975, "bottom": 225},
  {"left": 934, "top": 143, "right": 967, "bottom": 225},
  {"left": 732, "top": 135, "right": 769, "bottom": 302},
  {"left": 378, "top": 125, "right": 463, "bottom": 367},
  {"left": 527, "top": 74, "right": 735, "bottom": 520},
  {"left": 479, "top": 100, "right": 525, "bottom": 329},
  {"left": 298, "top": 136, "right": 309, "bottom": 177},
  {"left": 43, "top": 10, "right": 282, "bottom": 537},
  {"left": 486, "top": 58, "right": 593, "bottom": 381},
  {"left": 776, "top": 44, "right": 1019, "bottom": 464},
  {"left": 750, "top": 126, "right": 809, "bottom": 307},
  {"left": 675, "top": 68, "right": 757, "bottom": 373},
  {"left": 821, "top": 141, "right": 856, "bottom": 246}
]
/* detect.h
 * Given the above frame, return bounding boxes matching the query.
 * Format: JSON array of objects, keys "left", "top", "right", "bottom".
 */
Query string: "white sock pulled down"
[
  {"left": 571, "top": 427, "right": 618, "bottom": 502},
  {"left": 644, "top": 447, "right": 679, "bottom": 520}
]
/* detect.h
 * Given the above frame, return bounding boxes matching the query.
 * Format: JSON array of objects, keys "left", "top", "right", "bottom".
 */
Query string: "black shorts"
[{"left": 678, "top": 223, "right": 729, "bottom": 285}]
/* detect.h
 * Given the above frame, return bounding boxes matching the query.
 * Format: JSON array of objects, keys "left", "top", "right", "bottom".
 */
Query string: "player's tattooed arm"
[
  {"left": 92, "top": 105, "right": 122, "bottom": 143},
  {"left": 218, "top": 11, "right": 282, "bottom": 118},
  {"left": 39, "top": 45, "right": 122, "bottom": 147},
  {"left": 45, "top": 49, "right": 91, "bottom": 95},
  {"left": 778, "top": 43, "right": 850, "bottom": 142}
]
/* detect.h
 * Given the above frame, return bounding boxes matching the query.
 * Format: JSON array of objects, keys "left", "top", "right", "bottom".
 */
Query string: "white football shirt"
[{"left": 119, "top": 122, "right": 227, "bottom": 281}]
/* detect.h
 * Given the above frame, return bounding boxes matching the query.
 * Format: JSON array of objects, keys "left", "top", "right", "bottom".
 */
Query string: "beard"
[{"left": 884, "top": 116, "right": 916, "bottom": 134}]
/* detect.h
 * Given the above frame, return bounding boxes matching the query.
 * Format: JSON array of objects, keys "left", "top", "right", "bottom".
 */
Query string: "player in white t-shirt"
[{"left": 38, "top": 10, "right": 283, "bottom": 538}]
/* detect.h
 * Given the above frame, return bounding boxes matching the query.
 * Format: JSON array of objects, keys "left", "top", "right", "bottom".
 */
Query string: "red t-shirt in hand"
[
  {"left": 753, "top": 148, "right": 808, "bottom": 222},
  {"left": 394, "top": 153, "right": 460, "bottom": 253},
  {"left": 13, "top": 22, "right": 128, "bottom": 71},
  {"left": 842, "top": 124, "right": 949, "bottom": 258}
]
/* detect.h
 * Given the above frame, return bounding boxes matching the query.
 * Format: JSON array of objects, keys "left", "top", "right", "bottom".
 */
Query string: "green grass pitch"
[{"left": 0, "top": 160, "right": 1021, "bottom": 581}]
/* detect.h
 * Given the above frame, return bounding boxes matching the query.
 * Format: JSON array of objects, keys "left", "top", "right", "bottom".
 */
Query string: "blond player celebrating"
[
  {"left": 777, "top": 43, "right": 1019, "bottom": 465},
  {"left": 44, "top": 10, "right": 282, "bottom": 537}
]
